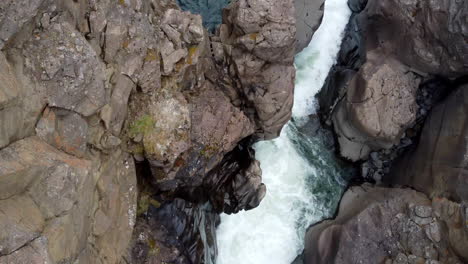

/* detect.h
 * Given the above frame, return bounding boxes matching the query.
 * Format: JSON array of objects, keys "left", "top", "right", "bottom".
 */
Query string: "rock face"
[
  {"left": 305, "top": 185, "right": 468, "bottom": 264},
  {"left": 295, "top": 0, "right": 324, "bottom": 53},
  {"left": 389, "top": 84, "right": 468, "bottom": 202},
  {"left": 309, "top": 0, "right": 468, "bottom": 264},
  {"left": 0, "top": 0, "right": 301, "bottom": 262},
  {"left": 0, "top": 137, "right": 137, "bottom": 263},
  {"left": 319, "top": 0, "right": 468, "bottom": 161}
]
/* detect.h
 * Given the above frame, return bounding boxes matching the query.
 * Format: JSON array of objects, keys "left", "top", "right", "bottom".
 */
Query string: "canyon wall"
[
  {"left": 307, "top": 0, "right": 468, "bottom": 263},
  {"left": 0, "top": 0, "right": 300, "bottom": 263}
]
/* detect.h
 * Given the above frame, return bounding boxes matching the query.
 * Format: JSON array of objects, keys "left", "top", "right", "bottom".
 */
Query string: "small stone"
[{"left": 414, "top": 205, "right": 432, "bottom": 218}]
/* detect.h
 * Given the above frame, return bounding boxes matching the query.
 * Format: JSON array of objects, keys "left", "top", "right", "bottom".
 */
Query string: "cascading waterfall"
[{"left": 216, "top": 0, "right": 352, "bottom": 263}]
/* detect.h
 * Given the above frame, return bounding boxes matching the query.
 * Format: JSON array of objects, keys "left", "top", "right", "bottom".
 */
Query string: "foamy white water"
[{"left": 216, "top": 0, "right": 352, "bottom": 263}]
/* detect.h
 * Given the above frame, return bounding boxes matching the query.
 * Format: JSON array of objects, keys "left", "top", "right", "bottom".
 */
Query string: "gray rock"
[
  {"left": 0, "top": 0, "right": 45, "bottom": 49},
  {"left": 333, "top": 53, "right": 420, "bottom": 161},
  {"left": 425, "top": 222, "right": 441, "bottom": 243},
  {"left": 295, "top": 0, "right": 324, "bottom": 53},
  {"left": 221, "top": 0, "right": 296, "bottom": 139},
  {"left": 21, "top": 20, "right": 107, "bottom": 116},
  {"left": 0, "top": 51, "right": 43, "bottom": 149},
  {"left": 414, "top": 205, "right": 433, "bottom": 218},
  {"left": 304, "top": 185, "right": 466, "bottom": 264},
  {"left": 389, "top": 85, "right": 468, "bottom": 202}
]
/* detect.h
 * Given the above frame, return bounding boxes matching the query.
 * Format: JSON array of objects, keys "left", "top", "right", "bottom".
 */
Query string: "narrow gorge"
[{"left": 0, "top": 0, "right": 466, "bottom": 264}]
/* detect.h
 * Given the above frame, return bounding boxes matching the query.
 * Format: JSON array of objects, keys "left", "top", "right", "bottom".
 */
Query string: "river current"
[{"left": 216, "top": 0, "right": 352, "bottom": 263}]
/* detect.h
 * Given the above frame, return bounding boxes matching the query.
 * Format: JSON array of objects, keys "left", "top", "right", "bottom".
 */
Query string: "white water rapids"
[{"left": 216, "top": 0, "right": 352, "bottom": 263}]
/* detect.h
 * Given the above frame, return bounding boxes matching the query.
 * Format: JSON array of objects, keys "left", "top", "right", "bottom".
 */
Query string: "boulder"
[
  {"left": 320, "top": 0, "right": 468, "bottom": 161},
  {"left": 333, "top": 52, "right": 420, "bottom": 161}
]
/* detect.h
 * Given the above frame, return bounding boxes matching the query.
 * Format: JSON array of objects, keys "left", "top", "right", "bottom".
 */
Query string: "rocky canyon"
[{"left": 0, "top": 0, "right": 466, "bottom": 263}]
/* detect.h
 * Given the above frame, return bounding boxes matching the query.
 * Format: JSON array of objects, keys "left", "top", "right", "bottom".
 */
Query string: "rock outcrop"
[
  {"left": 295, "top": 0, "right": 324, "bottom": 53},
  {"left": 308, "top": 0, "right": 468, "bottom": 263},
  {"left": 388, "top": 84, "right": 468, "bottom": 202},
  {"left": 0, "top": 0, "right": 300, "bottom": 262},
  {"left": 305, "top": 185, "right": 468, "bottom": 264},
  {"left": 319, "top": 0, "right": 468, "bottom": 162}
]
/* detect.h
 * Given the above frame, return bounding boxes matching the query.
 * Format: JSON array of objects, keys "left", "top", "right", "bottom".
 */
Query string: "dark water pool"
[{"left": 176, "top": 0, "right": 231, "bottom": 32}]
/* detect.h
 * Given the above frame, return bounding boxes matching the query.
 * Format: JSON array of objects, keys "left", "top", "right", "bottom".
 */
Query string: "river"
[{"left": 216, "top": 0, "right": 352, "bottom": 263}]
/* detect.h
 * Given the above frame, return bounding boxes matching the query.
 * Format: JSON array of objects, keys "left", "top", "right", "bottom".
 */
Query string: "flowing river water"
[{"left": 216, "top": 0, "right": 352, "bottom": 263}]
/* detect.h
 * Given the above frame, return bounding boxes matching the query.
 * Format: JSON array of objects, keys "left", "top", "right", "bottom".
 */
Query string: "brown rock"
[{"left": 36, "top": 107, "right": 88, "bottom": 158}]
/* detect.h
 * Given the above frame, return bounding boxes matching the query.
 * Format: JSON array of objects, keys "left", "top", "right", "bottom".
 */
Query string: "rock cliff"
[
  {"left": 307, "top": 0, "right": 468, "bottom": 263},
  {"left": 0, "top": 0, "right": 298, "bottom": 263}
]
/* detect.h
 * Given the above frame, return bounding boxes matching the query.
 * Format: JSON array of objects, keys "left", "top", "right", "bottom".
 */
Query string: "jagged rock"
[
  {"left": 91, "top": 150, "right": 137, "bottom": 264},
  {"left": 0, "top": 137, "right": 137, "bottom": 263},
  {"left": 103, "top": 73, "right": 135, "bottom": 136},
  {"left": 19, "top": 19, "right": 107, "bottom": 117},
  {"left": 0, "top": 0, "right": 46, "bottom": 49},
  {"left": 0, "top": 137, "right": 91, "bottom": 260},
  {"left": 191, "top": 82, "right": 255, "bottom": 154},
  {"left": 204, "top": 142, "right": 265, "bottom": 214},
  {"left": 304, "top": 185, "right": 467, "bottom": 264},
  {"left": 388, "top": 84, "right": 468, "bottom": 202},
  {"left": 295, "top": 0, "right": 324, "bottom": 53},
  {"left": 221, "top": 0, "right": 296, "bottom": 139},
  {"left": 0, "top": 196, "right": 45, "bottom": 256},
  {"left": 0, "top": 51, "right": 43, "bottom": 149},
  {"left": 36, "top": 107, "right": 88, "bottom": 158}
]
